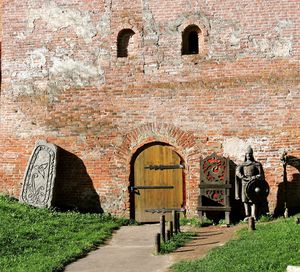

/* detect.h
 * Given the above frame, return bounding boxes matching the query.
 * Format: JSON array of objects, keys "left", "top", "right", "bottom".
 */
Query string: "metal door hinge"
[{"left": 144, "top": 164, "right": 184, "bottom": 170}]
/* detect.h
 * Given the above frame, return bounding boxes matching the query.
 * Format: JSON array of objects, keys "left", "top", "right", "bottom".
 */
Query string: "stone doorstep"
[{"left": 287, "top": 266, "right": 300, "bottom": 272}]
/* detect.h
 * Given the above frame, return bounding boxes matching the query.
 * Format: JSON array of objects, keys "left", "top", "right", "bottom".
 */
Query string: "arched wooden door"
[{"left": 132, "top": 144, "right": 185, "bottom": 222}]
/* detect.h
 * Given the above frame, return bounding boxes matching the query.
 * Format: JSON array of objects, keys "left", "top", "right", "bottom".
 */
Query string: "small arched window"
[
  {"left": 117, "top": 29, "right": 135, "bottom": 58},
  {"left": 182, "top": 25, "right": 201, "bottom": 55}
]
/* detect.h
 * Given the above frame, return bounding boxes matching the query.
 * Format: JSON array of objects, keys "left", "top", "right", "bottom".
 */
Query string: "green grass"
[
  {"left": 172, "top": 216, "right": 300, "bottom": 272},
  {"left": 160, "top": 232, "right": 196, "bottom": 254},
  {"left": 0, "top": 195, "right": 128, "bottom": 272}
]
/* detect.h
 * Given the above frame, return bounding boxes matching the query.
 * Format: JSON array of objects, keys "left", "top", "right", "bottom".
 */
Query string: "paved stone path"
[
  {"left": 169, "top": 224, "right": 242, "bottom": 265},
  {"left": 64, "top": 224, "right": 242, "bottom": 272},
  {"left": 64, "top": 224, "right": 171, "bottom": 272}
]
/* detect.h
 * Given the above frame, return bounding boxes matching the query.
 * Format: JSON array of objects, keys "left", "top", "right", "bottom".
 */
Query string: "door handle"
[{"left": 129, "top": 186, "right": 140, "bottom": 194}]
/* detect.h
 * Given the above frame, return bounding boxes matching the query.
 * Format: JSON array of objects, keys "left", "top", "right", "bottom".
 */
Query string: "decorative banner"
[
  {"left": 205, "top": 189, "right": 225, "bottom": 205},
  {"left": 201, "top": 153, "right": 227, "bottom": 184},
  {"left": 19, "top": 140, "right": 58, "bottom": 208}
]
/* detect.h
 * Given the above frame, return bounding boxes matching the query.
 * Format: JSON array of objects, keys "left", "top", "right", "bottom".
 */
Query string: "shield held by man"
[{"left": 245, "top": 179, "right": 269, "bottom": 204}]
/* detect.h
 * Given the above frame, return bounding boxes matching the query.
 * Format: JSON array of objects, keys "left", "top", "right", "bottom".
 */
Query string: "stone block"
[
  {"left": 19, "top": 140, "right": 58, "bottom": 208},
  {"left": 287, "top": 266, "right": 300, "bottom": 272}
]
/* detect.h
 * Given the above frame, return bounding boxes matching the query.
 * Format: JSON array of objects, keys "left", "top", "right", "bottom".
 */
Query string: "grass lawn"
[
  {"left": 172, "top": 216, "right": 300, "bottom": 272},
  {"left": 160, "top": 232, "right": 195, "bottom": 254},
  {"left": 0, "top": 195, "right": 128, "bottom": 272}
]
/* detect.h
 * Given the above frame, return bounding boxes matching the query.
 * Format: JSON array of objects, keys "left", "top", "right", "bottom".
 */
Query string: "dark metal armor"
[{"left": 235, "top": 161, "right": 264, "bottom": 203}]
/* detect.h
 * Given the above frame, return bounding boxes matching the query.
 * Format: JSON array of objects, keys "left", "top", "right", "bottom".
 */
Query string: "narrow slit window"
[
  {"left": 182, "top": 25, "right": 201, "bottom": 55},
  {"left": 117, "top": 29, "right": 135, "bottom": 58}
]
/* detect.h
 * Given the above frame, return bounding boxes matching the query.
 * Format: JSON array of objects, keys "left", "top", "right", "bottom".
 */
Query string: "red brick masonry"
[{"left": 0, "top": 0, "right": 299, "bottom": 217}]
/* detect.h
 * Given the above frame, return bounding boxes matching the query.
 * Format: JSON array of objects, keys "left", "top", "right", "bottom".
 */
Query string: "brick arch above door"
[
  {"left": 114, "top": 123, "right": 199, "bottom": 167},
  {"left": 113, "top": 123, "right": 204, "bottom": 217}
]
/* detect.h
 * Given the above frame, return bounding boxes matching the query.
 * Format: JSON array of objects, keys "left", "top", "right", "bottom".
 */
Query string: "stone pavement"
[
  {"left": 64, "top": 224, "right": 242, "bottom": 272},
  {"left": 169, "top": 224, "right": 242, "bottom": 265},
  {"left": 64, "top": 224, "right": 172, "bottom": 272}
]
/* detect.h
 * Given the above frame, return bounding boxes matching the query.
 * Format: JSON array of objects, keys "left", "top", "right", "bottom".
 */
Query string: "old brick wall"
[{"left": 0, "top": 0, "right": 299, "bottom": 217}]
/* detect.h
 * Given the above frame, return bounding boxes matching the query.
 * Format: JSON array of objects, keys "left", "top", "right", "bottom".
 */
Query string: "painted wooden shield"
[{"left": 246, "top": 179, "right": 269, "bottom": 203}]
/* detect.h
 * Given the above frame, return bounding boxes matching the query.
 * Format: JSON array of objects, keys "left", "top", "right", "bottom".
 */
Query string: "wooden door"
[{"left": 133, "top": 144, "right": 184, "bottom": 222}]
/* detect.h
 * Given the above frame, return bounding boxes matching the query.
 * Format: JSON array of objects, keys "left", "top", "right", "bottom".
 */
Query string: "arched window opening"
[
  {"left": 117, "top": 29, "right": 135, "bottom": 58},
  {"left": 188, "top": 31, "right": 198, "bottom": 54},
  {"left": 182, "top": 25, "right": 201, "bottom": 55}
]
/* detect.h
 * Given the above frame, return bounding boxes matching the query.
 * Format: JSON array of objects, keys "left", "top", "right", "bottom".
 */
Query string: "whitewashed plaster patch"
[
  {"left": 28, "top": 1, "right": 97, "bottom": 43},
  {"left": 223, "top": 137, "right": 270, "bottom": 161},
  {"left": 49, "top": 56, "right": 104, "bottom": 88}
]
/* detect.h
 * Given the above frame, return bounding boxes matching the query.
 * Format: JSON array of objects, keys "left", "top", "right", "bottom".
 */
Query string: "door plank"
[{"left": 134, "top": 144, "right": 184, "bottom": 222}]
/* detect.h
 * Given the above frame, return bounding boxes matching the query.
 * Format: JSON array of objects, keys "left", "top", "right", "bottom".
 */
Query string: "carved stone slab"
[{"left": 19, "top": 140, "right": 58, "bottom": 208}]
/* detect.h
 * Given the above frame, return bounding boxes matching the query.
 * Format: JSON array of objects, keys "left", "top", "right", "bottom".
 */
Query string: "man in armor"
[{"left": 235, "top": 146, "right": 265, "bottom": 221}]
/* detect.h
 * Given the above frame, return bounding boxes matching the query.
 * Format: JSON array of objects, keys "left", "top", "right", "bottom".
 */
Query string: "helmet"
[{"left": 246, "top": 145, "right": 253, "bottom": 154}]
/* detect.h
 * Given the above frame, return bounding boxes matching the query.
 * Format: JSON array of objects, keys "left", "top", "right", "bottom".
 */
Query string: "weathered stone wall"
[
  {"left": 0, "top": 0, "right": 299, "bottom": 217},
  {"left": 0, "top": 0, "right": 2, "bottom": 42}
]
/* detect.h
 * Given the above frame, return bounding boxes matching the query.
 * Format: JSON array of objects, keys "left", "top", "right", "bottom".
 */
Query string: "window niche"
[
  {"left": 181, "top": 25, "right": 201, "bottom": 55},
  {"left": 117, "top": 29, "right": 135, "bottom": 58}
]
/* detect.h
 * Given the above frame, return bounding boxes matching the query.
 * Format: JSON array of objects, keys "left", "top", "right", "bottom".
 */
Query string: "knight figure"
[{"left": 235, "top": 146, "right": 268, "bottom": 221}]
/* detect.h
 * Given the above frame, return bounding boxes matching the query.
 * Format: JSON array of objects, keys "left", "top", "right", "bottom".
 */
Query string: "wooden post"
[
  {"left": 248, "top": 216, "right": 255, "bottom": 231},
  {"left": 172, "top": 210, "right": 178, "bottom": 234},
  {"left": 167, "top": 230, "right": 171, "bottom": 241},
  {"left": 169, "top": 221, "right": 173, "bottom": 237},
  {"left": 177, "top": 211, "right": 181, "bottom": 233},
  {"left": 225, "top": 211, "right": 230, "bottom": 225},
  {"left": 155, "top": 233, "right": 161, "bottom": 254},
  {"left": 281, "top": 151, "right": 289, "bottom": 218},
  {"left": 160, "top": 215, "right": 166, "bottom": 243}
]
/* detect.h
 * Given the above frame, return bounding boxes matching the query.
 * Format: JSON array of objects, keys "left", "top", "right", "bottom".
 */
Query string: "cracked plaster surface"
[
  {"left": 7, "top": 1, "right": 113, "bottom": 98},
  {"left": 223, "top": 137, "right": 271, "bottom": 161},
  {"left": 28, "top": 1, "right": 98, "bottom": 43},
  {"left": 209, "top": 18, "right": 293, "bottom": 59},
  {"left": 4, "top": 2, "right": 296, "bottom": 95}
]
